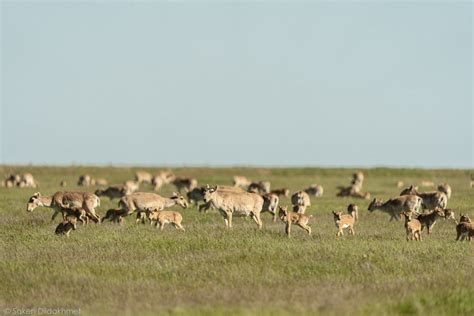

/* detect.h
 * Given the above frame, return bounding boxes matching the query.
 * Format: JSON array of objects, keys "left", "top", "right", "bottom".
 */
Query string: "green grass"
[{"left": 0, "top": 166, "right": 473, "bottom": 315}]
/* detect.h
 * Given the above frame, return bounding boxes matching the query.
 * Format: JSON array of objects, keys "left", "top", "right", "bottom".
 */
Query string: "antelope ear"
[
  {"left": 33, "top": 192, "right": 41, "bottom": 197},
  {"left": 213, "top": 186, "right": 218, "bottom": 191},
  {"left": 172, "top": 192, "right": 178, "bottom": 197},
  {"left": 205, "top": 184, "right": 210, "bottom": 189}
]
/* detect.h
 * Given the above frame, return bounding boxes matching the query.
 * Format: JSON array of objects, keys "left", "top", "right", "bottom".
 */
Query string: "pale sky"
[{"left": 1, "top": 1, "right": 472, "bottom": 168}]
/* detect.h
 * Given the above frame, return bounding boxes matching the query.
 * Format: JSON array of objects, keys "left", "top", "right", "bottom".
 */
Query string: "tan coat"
[
  {"left": 147, "top": 210, "right": 185, "bottom": 231},
  {"left": 278, "top": 206, "right": 312, "bottom": 236},
  {"left": 291, "top": 191, "right": 311, "bottom": 214},
  {"left": 119, "top": 192, "right": 188, "bottom": 223},
  {"left": 368, "top": 195, "right": 422, "bottom": 221},
  {"left": 332, "top": 211, "right": 356, "bottom": 236},
  {"left": 27, "top": 191, "right": 101, "bottom": 223},
  {"left": 203, "top": 185, "right": 264, "bottom": 229}
]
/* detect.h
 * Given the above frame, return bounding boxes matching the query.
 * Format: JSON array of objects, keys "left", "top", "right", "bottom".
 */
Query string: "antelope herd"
[
  {"left": 2, "top": 173, "right": 37, "bottom": 188},
  {"left": 2, "top": 170, "right": 473, "bottom": 241},
  {"left": 336, "top": 171, "right": 370, "bottom": 199}
]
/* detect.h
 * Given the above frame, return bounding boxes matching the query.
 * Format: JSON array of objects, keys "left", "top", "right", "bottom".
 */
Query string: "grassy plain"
[{"left": 0, "top": 166, "right": 473, "bottom": 315}]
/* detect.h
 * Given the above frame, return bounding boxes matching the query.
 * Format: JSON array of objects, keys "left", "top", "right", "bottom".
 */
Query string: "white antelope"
[
  {"left": 351, "top": 171, "right": 364, "bottom": 186},
  {"left": 232, "top": 176, "right": 251, "bottom": 189},
  {"left": 119, "top": 192, "right": 188, "bottom": 223},
  {"left": 191, "top": 186, "right": 246, "bottom": 213},
  {"left": 202, "top": 185, "right": 264, "bottom": 229},
  {"left": 437, "top": 183, "right": 452, "bottom": 199},
  {"left": 420, "top": 180, "right": 434, "bottom": 187},
  {"left": 18, "top": 173, "right": 37, "bottom": 188},
  {"left": 135, "top": 171, "right": 153, "bottom": 184},
  {"left": 27, "top": 191, "right": 101, "bottom": 223},
  {"left": 400, "top": 186, "right": 448, "bottom": 211},
  {"left": 152, "top": 171, "right": 175, "bottom": 191},
  {"left": 261, "top": 193, "right": 279, "bottom": 222},
  {"left": 77, "top": 175, "right": 93, "bottom": 186},
  {"left": 247, "top": 181, "right": 271, "bottom": 194},
  {"left": 123, "top": 180, "right": 140, "bottom": 195},
  {"left": 291, "top": 191, "right": 311, "bottom": 214}
]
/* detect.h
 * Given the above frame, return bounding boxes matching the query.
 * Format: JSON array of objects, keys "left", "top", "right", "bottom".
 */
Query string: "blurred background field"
[{"left": 0, "top": 166, "right": 473, "bottom": 315}]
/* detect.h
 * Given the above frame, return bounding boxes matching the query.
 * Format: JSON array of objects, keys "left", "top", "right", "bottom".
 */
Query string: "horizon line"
[{"left": 0, "top": 163, "right": 472, "bottom": 171}]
